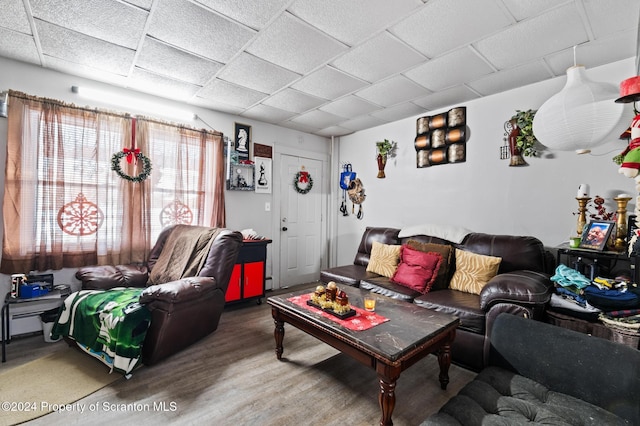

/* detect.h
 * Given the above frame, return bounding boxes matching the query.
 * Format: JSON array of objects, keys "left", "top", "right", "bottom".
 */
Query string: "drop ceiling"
[{"left": 1, "top": 0, "right": 638, "bottom": 137}]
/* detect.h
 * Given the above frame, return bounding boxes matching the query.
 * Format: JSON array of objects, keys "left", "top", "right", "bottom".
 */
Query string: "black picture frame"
[
  {"left": 234, "top": 122, "right": 251, "bottom": 159},
  {"left": 628, "top": 214, "right": 637, "bottom": 243},
  {"left": 579, "top": 220, "right": 615, "bottom": 251}
]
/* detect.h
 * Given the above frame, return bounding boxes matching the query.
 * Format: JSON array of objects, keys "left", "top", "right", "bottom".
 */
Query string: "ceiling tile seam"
[
  {"left": 467, "top": 44, "right": 499, "bottom": 73},
  {"left": 21, "top": 0, "right": 45, "bottom": 66},
  {"left": 130, "top": 65, "right": 204, "bottom": 93},
  {"left": 574, "top": 0, "right": 596, "bottom": 41},
  {"left": 127, "top": 0, "right": 160, "bottom": 80},
  {"left": 493, "top": 0, "right": 518, "bottom": 25}
]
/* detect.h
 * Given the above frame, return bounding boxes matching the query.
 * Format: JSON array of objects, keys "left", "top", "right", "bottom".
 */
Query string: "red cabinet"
[{"left": 225, "top": 239, "right": 271, "bottom": 304}]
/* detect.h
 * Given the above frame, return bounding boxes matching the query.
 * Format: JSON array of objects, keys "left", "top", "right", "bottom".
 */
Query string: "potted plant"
[{"left": 375, "top": 139, "right": 395, "bottom": 178}]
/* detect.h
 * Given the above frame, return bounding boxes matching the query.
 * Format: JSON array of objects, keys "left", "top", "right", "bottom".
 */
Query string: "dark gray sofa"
[{"left": 424, "top": 313, "right": 640, "bottom": 425}]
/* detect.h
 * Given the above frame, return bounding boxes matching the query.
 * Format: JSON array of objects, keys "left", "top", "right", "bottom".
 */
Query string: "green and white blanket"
[{"left": 52, "top": 288, "right": 151, "bottom": 375}]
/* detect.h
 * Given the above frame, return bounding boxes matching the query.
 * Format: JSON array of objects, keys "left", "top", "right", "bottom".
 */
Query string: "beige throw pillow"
[
  {"left": 366, "top": 241, "right": 401, "bottom": 278},
  {"left": 449, "top": 249, "right": 501, "bottom": 295}
]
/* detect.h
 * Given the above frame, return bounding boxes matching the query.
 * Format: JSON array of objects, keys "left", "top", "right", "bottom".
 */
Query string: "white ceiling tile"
[
  {"left": 196, "top": 0, "right": 290, "bottom": 30},
  {"left": 391, "top": 0, "right": 512, "bottom": 58},
  {"left": 413, "top": 86, "right": 480, "bottom": 110},
  {"left": 149, "top": 0, "right": 255, "bottom": 63},
  {"left": 218, "top": 53, "right": 300, "bottom": 94},
  {"left": 474, "top": 3, "right": 588, "bottom": 70},
  {"left": 36, "top": 20, "right": 134, "bottom": 75},
  {"left": 136, "top": 38, "right": 223, "bottom": 86},
  {"left": 247, "top": 12, "right": 347, "bottom": 74},
  {"left": 290, "top": 110, "right": 344, "bottom": 129},
  {"left": 332, "top": 32, "right": 426, "bottom": 82},
  {"left": 198, "top": 79, "right": 267, "bottom": 108},
  {"left": 319, "top": 96, "right": 381, "bottom": 118},
  {"left": 356, "top": 75, "right": 431, "bottom": 107},
  {"left": 405, "top": 48, "right": 494, "bottom": 91},
  {"left": 31, "top": 0, "right": 147, "bottom": 49},
  {"left": 314, "top": 126, "right": 354, "bottom": 137},
  {"left": 370, "top": 102, "right": 426, "bottom": 122},
  {"left": 2, "top": 0, "right": 32, "bottom": 33},
  {"left": 124, "top": 0, "right": 153, "bottom": 10},
  {"left": 289, "top": 0, "right": 423, "bottom": 45},
  {"left": 583, "top": 0, "right": 640, "bottom": 39},
  {"left": 44, "top": 56, "right": 129, "bottom": 87},
  {"left": 278, "top": 120, "right": 320, "bottom": 134},
  {"left": 241, "top": 104, "right": 296, "bottom": 123},
  {"left": 291, "top": 66, "right": 367, "bottom": 100},
  {"left": 129, "top": 68, "right": 202, "bottom": 100},
  {"left": 467, "top": 61, "right": 552, "bottom": 96},
  {"left": 261, "top": 88, "right": 326, "bottom": 113},
  {"left": 192, "top": 96, "right": 245, "bottom": 115},
  {"left": 0, "top": 28, "right": 40, "bottom": 65},
  {"left": 339, "top": 115, "right": 389, "bottom": 132},
  {"left": 500, "top": 0, "right": 564, "bottom": 21},
  {"left": 546, "top": 30, "right": 637, "bottom": 76}
]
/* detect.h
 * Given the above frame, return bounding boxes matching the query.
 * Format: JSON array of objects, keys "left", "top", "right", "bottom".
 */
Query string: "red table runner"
[{"left": 287, "top": 293, "right": 389, "bottom": 331}]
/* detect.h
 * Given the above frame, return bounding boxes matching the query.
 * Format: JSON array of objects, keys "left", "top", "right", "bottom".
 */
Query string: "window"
[{"left": 2, "top": 91, "right": 225, "bottom": 274}]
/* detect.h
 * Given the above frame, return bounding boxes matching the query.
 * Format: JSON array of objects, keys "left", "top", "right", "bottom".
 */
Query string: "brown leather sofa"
[
  {"left": 75, "top": 225, "right": 243, "bottom": 365},
  {"left": 320, "top": 227, "right": 555, "bottom": 371}
]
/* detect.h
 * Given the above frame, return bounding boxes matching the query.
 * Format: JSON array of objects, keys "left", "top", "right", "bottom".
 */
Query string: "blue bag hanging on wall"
[{"left": 340, "top": 164, "right": 356, "bottom": 190}]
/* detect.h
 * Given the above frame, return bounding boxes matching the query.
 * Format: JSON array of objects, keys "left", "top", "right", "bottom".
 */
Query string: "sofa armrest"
[
  {"left": 479, "top": 270, "right": 552, "bottom": 311},
  {"left": 140, "top": 277, "right": 218, "bottom": 308},
  {"left": 490, "top": 314, "right": 640, "bottom": 424},
  {"left": 75, "top": 264, "right": 149, "bottom": 290}
]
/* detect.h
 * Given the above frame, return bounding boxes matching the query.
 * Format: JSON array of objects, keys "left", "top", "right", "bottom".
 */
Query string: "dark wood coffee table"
[{"left": 267, "top": 285, "right": 459, "bottom": 426}]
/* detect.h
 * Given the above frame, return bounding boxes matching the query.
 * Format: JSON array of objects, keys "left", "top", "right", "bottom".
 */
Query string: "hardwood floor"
[{"left": 3, "top": 284, "right": 476, "bottom": 425}]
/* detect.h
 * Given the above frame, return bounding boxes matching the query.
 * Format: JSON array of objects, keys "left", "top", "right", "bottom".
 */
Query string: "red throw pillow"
[{"left": 391, "top": 245, "right": 443, "bottom": 293}]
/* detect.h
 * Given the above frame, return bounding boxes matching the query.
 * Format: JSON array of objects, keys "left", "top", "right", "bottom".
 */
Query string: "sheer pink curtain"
[{"left": 1, "top": 91, "right": 226, "bottom": 274}]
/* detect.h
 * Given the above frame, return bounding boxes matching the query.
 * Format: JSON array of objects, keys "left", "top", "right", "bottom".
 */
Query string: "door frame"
[{"left": 271, "top": 145, "right": 330, "bottom": 289}]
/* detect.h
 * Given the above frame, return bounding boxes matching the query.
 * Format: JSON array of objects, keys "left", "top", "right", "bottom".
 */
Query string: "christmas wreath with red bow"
[
  {"left": 293, "top": 170, "right": 313, "bottom": 194},
  {"left": 111, "top": 148, "right": 152, "bottom": 183}
]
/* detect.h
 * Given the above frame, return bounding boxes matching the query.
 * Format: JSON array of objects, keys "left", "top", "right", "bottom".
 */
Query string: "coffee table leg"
[
  {"left": 377, "top": 365, "right": 400, "bottom": 426},
  {"left": 272, "top": 306, "right": 285, "bottom": 360},
  {"left": 437, "top": 330, "right": 455, "bottom": 390}
]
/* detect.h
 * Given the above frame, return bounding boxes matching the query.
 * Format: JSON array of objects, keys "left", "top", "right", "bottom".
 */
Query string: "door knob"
[{"left": 282, "top": 227, "right": 288, "bottom": 231}]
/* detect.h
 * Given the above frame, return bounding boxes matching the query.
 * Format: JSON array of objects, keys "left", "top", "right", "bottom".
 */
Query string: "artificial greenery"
[
  {"left": 111, "top": 151, "right": 152, "bottom": 183},
  {"left": 293, "top": 171, "right": 313, "bottom": 194},
  {"left": 376, "top": 139, "right": 395, "bottom": 157},
  {"left": 511, "top": 109, "right": 539, "bottom": 157}
]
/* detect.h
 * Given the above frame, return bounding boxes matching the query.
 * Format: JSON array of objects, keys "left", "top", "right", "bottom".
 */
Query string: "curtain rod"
[{"left": 8, "top": 90, "right": 222, "bottom": 137}]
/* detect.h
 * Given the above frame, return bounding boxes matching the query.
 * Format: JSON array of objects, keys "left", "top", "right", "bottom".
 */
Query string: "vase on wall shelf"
[
  {"left": 507, "top": 119, "right": 527, "bottom": 166},
  {"left": 377, "top": 154, "right": 387, "bottom": 178}
]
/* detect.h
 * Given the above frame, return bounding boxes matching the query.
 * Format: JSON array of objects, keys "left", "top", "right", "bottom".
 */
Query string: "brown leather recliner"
[{"left": 75, "top": 225, "right": 242, "bottom": 365}]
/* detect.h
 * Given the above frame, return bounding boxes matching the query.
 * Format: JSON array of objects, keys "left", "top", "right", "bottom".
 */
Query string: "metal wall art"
[{"left": 415, "top": 106, "right": 467, "bottom": 168}]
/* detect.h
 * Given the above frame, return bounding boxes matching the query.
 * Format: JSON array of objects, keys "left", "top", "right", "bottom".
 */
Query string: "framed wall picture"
[
  {"left": 254, "top": 157, "right": 272, "bottom": 194},
  {"left": 227, "top": 163, "right": 255, "bottom": 191},
  {"left": 579, "top": 220, "right": 615, "bottom": 251},
  {"left": 234, "top": 122, "right": 251, "bottom": 159}
]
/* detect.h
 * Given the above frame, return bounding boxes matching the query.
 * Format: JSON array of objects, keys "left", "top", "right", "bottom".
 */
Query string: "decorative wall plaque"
[{"left": 415, "top": 106, "right": 468, "bottom": 168}]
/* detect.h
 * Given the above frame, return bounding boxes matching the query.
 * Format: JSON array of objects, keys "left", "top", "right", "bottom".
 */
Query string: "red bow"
[
  {"left": 299, "top": 171, "right": 309, "bottom": 183},
  {"left": 123, "top": 148, "right": 140, "bottom": 164}
]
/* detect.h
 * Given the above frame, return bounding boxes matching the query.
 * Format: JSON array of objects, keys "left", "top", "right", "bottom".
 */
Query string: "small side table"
[
  {"left": 1, "top": 290, "right": 65, "bottom": 362},
  {"left": 555, "top": 243, "right": 639, "bottom": 283}
]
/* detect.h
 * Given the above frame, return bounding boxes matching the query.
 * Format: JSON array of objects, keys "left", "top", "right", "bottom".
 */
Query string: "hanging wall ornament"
[
  {"left": 347, "top": 178, "right": 366, "bottom": 219},
  {"left": 293, "top": 167, "right": 313, "bottom": 194},
  {"left": 57, "top": 193, "right": 104, "bottom": 236}
]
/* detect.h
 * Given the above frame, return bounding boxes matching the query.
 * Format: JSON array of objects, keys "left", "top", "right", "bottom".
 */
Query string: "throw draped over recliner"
[{"left": 73, "top": 225, "right": 242, "bottom": 366}]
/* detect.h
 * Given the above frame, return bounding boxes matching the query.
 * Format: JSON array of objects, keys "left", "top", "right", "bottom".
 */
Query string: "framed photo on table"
[{"left": 579, "top": 220, "right": 615, "bottom": 251}]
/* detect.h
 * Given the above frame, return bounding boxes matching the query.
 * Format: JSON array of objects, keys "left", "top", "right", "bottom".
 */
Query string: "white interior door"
[{"left": 279, "top": 155, "right": 323, "bottom": 287}]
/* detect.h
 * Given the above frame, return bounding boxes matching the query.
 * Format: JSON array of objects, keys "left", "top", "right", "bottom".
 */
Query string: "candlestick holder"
[
  {"left": 576, "top": 197, "right": 591, "bottom": 237},
  {"left": 614, "top": 195, "right": 632, "bottom": 251}
]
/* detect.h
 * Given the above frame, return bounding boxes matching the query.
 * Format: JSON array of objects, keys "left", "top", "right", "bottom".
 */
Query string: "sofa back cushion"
[
  {"left": 458, "top": 233, "right": 547, "bottom": 274},
  {"left": 354, "top": 227, "right": 400, "bottom": 266}
]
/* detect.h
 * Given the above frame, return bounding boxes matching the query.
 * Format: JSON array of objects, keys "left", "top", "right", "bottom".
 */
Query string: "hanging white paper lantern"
[{"left": 532, "top": 65, "right": 624, "bottom": 152}]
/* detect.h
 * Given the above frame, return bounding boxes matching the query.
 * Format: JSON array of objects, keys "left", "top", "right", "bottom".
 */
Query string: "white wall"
[
  {"left": 0, "top": 56, "right": 330, "bottom": 301},
  {"left": 333, "top": 58, "right": 639, "bottom": 265}
]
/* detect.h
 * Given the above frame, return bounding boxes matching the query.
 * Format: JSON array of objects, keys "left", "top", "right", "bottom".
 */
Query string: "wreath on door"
[{"left": 293, "top": 170, "right": 313, "bottom": 194}]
